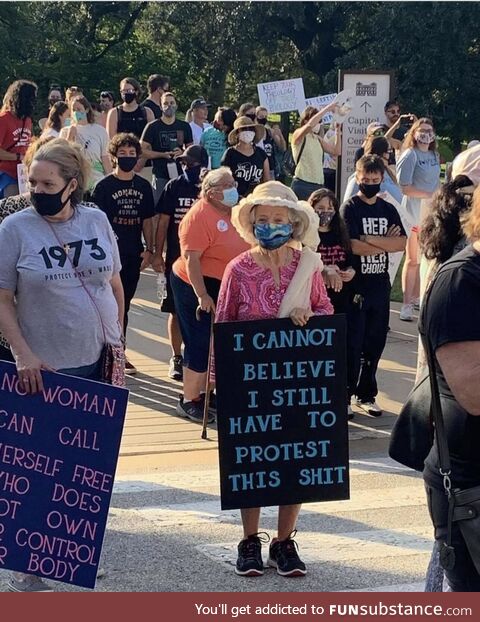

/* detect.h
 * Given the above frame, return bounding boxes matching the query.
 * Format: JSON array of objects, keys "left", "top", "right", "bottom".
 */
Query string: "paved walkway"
[{"left": 119, "top": 269, "right": 419, "bottom": 472}]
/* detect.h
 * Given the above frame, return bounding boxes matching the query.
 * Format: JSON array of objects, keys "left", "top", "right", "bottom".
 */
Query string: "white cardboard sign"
[
  {"left": 305, "top": 93, "right": 337, "bottom": 124},
  {"left": 257, "top": 78, "right": 306, "bottom": 114}
]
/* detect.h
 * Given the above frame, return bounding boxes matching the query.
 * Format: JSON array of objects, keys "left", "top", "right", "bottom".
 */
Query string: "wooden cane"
[{"left": 196, "top": 306, "right": 215, "bottom": 440}]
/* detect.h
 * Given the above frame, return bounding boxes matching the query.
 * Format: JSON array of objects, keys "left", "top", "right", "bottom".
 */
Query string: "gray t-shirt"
[
  {"left": 0, "top": 204, "right": 122, "bottom": 370},
  {"left": 396, "top": 147, "right": 440, "bottom": 193}
]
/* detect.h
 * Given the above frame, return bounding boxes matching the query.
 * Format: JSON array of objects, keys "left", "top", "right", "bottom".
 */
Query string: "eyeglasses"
[{"left": 120, "top": 89, "right": 136, "bottom": 95}]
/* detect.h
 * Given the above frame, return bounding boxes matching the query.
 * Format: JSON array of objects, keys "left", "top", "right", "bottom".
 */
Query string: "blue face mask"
[
  {"left": 253, "top": 223, "right": 293, "bottom": 250},
  {"left": 184, "top": 165, "right": 201, "bottom": 185},
  {"left": 222, "top": 187, "right": 239, "bottom": 207},
  {"left": 73, "top": 110, "right": 87, "bottom": 123}
]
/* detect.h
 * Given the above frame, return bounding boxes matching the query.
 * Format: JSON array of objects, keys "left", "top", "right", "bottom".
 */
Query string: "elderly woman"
[
  {"left": 0, "top": 138, "right": 124, "bottom": 592},
  {"left": 170, "top": 166, "right": 249, "bottom": 422},
  {"left": 419, "top": 184, "right": 480, "bottom": 592},
  {"left": 215, "top": 181, "right": 333, "bottom": 578}
]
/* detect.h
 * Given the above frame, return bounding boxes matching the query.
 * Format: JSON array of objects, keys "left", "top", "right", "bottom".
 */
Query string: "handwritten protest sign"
[
  {"left": 214, "top": 315, "right": 349, "bottom": 510},
  {"left": 16, "top": 163, "right": 28, "bottom": 195},
  {"left": 305, "top": 93, "right": 337, "bottom": 124},
  {"left": 0, "top": 361, "right": 128, "bottom": 589},
  {"left": 257, "top": 78, "right": 306, "bottom": 114}
]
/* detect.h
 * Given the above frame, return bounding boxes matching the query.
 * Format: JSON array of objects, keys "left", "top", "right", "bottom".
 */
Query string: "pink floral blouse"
[{"left": 215, "top": 249, "right": 333, "bottom": 323}]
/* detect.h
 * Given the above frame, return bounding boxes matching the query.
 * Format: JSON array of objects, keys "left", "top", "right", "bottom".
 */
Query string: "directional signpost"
[{"left": 337, "top": 71, "right": 393, "bottom": 200}]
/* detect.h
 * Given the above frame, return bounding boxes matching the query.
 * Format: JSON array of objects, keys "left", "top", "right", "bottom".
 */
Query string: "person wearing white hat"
[
  {"left": 215, "top": 181, "right": 333, "bottom": 578},
  {"left": 221, "top": 116, "right": 270, "bottom": 198}
]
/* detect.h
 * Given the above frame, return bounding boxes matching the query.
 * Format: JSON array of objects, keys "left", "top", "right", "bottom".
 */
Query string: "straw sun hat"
[
  {"left": 228, "top": 116, "right": 266, "bottom": 145},
  {"left": 231, "top": 181, "right": 320, "bottom": 250}
]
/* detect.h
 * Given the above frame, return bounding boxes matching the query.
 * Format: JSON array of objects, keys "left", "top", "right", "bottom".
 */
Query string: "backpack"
[{"left": 282, "top": 138, "right": 306, "bottom": 178}]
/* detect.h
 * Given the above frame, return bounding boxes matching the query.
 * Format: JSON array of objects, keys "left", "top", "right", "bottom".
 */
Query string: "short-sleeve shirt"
[
  {"left": 92, "top": 173, "right": 155, "bottom": 258},
  {"left": 396, "top": 147, "right": 440, "bottom": 193},
  {"left": 140, "top": 118, "right": 193, "bottom": 179},
  {"left": 200, "top": 127, "right": 227, "bottom": 170},
  {"left": 221, "top": 146, "right": 267, "bottom": 197},
  {"left": 0, "top": 204, "right": 122, "bottom": 369},
  {"left": 173, "top": 198, "right": 250, "bottom": 284},
  {"left": 317, "top": 229, "right": 354, "bottom": 313},
  {"left": 190, "top": 121, "right": 212, "bottom": 145},
  {"left": 420, "top": 246, "right": 480, "bottom": 488},
  {"left": 156, "top": 175, "right": 200, "bottom": 267},
  {"left": 60, "top": 123, "right": 109, "bottom": 190},
  {"left": 340, "top": 195, "right": 406, "bottom": 288},
  {"left": 0, "top": 111, "right": 33, "bottom": 178}
]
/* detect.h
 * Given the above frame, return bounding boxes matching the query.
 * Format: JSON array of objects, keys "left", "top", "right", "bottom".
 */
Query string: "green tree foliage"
[{"left": 0, "top": 1, "right": 479, "bottom": 144}]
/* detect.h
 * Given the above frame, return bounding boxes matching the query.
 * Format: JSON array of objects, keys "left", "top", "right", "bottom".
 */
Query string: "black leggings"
[
  {"left": 120, "top": 255, "right": 142, "bottom": 336},
  {"left": 425, "top": 482, "right": 480, "bottom": 591}
]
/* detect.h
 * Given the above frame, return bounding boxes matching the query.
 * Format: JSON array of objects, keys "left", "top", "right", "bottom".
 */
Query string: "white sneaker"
[
  {"left": 413, "top": 298, "right": 421, "bottom": 311},
  {"left": 399, "top": 303, "right": 414, "bottom": 322},
  {"left": 355, "top": 399, "right": 383, "bottom": 417},
  {"left": 347, "top": 405, "right": 354, "bottom": 420}
]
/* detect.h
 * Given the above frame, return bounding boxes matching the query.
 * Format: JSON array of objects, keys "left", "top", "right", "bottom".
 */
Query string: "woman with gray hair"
[
  {"left": 170, "top": 166, "right": 249, "bottom": 422},
  {"left": 215, "top": 181, "right": 333, "bottom": 578}
]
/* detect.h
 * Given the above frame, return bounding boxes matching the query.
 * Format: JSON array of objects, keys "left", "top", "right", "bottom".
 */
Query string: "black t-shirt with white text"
[
  {"left": 317, "top": 229, "right": 355, "bottom": 314},
  {"left": 156, "top": 175, "right": 200, "bottom": 267},
  {"left": 92, "top": 174, "right": 155, "bottom": 258},
  {"left": 141, "top": 118, "right": 193, "bottom": 179},
  {"left": 221, "top": 146, "right": 267, "bottom": 197},
  {"left": 420, "top": 246, "right": 480, "bottom": 488},
  {"left": 340, "top": 195, "right": 405, "bottom": 288}
]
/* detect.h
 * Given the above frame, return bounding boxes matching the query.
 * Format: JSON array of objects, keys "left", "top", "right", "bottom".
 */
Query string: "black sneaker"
[
  {"left": 268, "top": 531, "right": 307, "bottom": 577},
  {"left": 176, "top": 397, "right": 214, "bottom": 423},
  {"left": 200, "top": 391, "right": 217, "bottom": 416},
  {"left": 168, "top": 355, "right": 183, "bottom": 381},
  {"left": 235, "top": 533, "right": 269, "bottom": 577}
]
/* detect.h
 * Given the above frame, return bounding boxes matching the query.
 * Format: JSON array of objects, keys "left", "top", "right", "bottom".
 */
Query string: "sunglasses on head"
[{"left": 101, "top": 91, "right": 113, "bottom": 99}]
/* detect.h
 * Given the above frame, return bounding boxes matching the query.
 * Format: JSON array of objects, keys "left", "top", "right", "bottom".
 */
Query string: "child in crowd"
[
  {"left": 340, "top": 155, "right": 407, "bottom": 417},
  {"left": 309, "top": 188, "right": 355, "bottom": 315}
]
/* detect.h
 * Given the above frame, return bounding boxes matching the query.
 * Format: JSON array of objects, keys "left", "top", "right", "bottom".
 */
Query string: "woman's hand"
[
  {"left": 15, "top": 351, "right": 55, "bottom": 394},
  {"left": 290, "top": 308, "right": 313, "bottom": 327},
  {"left": 323, "top": 266, "right": 343, "bottom": 292},
  {"left": 198, "top": 293, "right": 215, "bottom": 314},
  {"left": 339, "top": 267, "right": 355, "bottom": 282},
  {"left": 65, "top": 125, "right": 77, "bottom": 142}
]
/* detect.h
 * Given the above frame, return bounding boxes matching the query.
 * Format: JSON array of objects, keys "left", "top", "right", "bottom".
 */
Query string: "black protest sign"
[
  {"left": 214, "top": 314, "right": 349, "bottom": 510},
  {"left": 0, "top": 361, "right": 128, "bottom": 589}
]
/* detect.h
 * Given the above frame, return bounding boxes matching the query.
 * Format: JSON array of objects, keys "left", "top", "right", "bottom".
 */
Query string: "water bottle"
[{"left": 156, "top": 273, "right": 167, "bottom": 301}]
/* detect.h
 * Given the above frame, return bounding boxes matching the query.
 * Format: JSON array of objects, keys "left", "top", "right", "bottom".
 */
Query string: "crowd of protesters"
[{"left": 0, "top": 75, "right": 479, "bottom": 591}]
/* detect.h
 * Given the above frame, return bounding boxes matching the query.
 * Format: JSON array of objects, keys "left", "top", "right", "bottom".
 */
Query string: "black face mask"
[
  {"left": 31, "top": 182, "right": 72, "bottom": 217},
  {"left": 49, "top": 98, "right": 61, "bottom": 107},
  {"left": 246, "top": 113, "right": 256, "bottom": 122},
  {"left": 184, "top": 165, "right": 201, "bottom": 185},
  {"left": 121, "top": 92, "right": 136, "bottom": 104},
  {"left": 257, "top": 118, "right": 267, "bottom": 125},
  {"left": 358, "top": 182, "right": 381, "bottom": 199},
  {"left": 117, "top": 156, "right": 138, "bottom": 173}
]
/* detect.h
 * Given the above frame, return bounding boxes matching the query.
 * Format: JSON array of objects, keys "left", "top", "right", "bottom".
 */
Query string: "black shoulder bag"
[
  {"left": 422, "top": 263, "right": 480, "bottom": 574},
  {"left": 282, "top": 138, "right": 306, "bottom": 178}
]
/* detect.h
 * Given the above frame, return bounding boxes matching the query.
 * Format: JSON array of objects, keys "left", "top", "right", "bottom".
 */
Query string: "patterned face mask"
[{"left": 253, "top": 223, "right": 293, "bottom": 250}]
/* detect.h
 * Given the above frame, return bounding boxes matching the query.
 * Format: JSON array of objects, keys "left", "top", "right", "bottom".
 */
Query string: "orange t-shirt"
[{"left": 173, "top": 198, "right": 250, "bottom": 284}]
